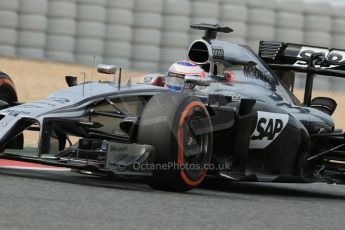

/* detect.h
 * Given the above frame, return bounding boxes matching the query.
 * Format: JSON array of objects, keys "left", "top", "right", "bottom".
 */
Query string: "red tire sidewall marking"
[{"left": 177, "top": 100, "right": 208, "bottom": 187}]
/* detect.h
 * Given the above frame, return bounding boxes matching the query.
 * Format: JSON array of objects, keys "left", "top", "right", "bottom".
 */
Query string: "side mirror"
[
  {"left": 97, "top": 64, "right": 117, "bottom": 75},
  {"left": 310, "top": 97, "right": 337, "bottom": 115},
  {"left": 184, "top": 75, "right": 213, "bottom": 86}
]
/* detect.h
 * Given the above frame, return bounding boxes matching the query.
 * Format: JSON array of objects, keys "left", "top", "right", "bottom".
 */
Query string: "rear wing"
[
  {"left": 259, "top": 41, "right": 345, "bottom": 77},
  {"left": 259, "top": 41, "right": 345, "bottom": 106}
]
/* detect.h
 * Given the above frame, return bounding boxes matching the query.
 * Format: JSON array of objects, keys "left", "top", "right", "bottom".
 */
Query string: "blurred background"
[{"left": 0, "top": 0, "right": 345, "bottom": 91}]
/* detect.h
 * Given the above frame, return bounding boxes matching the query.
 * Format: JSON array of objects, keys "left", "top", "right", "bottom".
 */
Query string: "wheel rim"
[
  {"left": 177, "top": 101, "right": 212, "bottom": 186},
  {"left": 183, "top": 115, "right": 209, "bottom": 165}
]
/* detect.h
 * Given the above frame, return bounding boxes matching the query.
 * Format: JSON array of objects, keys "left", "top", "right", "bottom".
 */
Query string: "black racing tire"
[
  {"left": 0, "top": 71, "right": 23, "bottom": 150},
  {"left": 137, "top": 93, "right": 213, "bottom": 192},
  {"left": 0, "top": 71, "right": 17, "bottom": 102}
]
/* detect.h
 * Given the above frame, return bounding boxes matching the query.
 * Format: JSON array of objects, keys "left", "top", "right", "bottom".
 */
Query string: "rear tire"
[
  {"left": 0, "top": 72, "right": 17, "bottom": 102},
  {"left": 0, "top": 72, "right": 23, "bottom": 150},
  {"left": 138, "top": 93, "right": 213, "bottom": 192}
]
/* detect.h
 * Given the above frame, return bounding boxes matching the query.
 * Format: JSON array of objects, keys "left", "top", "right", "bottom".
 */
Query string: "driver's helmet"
[{"left": 165, "top": 60, "right": 205, "bottom": 91}]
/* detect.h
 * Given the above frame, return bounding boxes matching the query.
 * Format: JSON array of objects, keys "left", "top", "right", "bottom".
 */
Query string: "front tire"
[{"left": 138, "top": 93, "right": 213, "bottom": 192}]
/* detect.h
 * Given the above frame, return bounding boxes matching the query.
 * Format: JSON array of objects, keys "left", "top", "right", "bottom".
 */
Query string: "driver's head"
[{"left": 165, "top": 60, "right": 205, "bottom": 91}]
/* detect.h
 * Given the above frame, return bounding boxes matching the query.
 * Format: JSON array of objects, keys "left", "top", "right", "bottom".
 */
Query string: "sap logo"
[
  {"left": 293, "top": 47, "right": 345, "bottom": 69},
  {"left": 250, "top": 111, "right": 289, "bottom": 149},
  {"left": 294, "top": 46, "right": 329, "bottom": 67},
  {"left": 251, "top": 118, "right": 283, "bottom": 140}
]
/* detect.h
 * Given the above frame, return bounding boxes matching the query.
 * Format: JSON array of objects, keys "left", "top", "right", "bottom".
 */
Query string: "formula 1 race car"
[{"left": 1, "top": 23, "right": 345, "bottom": 191}]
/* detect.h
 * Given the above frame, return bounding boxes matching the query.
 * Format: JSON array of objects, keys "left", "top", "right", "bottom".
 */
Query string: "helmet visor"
[{"left": 165, "top": 72, "right": 185, "bottom": 90}]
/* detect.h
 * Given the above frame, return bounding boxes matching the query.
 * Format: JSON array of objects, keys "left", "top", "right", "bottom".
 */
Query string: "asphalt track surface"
[{"left": 1, "top": 168, "right": 345, "bottom": 230}]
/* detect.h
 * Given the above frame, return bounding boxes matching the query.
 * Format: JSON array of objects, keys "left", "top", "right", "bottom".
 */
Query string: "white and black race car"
[{"left": 0, "top": 24, "right": 344, "bottom": 191}]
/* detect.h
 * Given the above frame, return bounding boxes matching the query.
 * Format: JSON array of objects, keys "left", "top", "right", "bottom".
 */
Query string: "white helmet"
[{"left": 165, "top": 60, "right": 205, "bottom": 91}]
